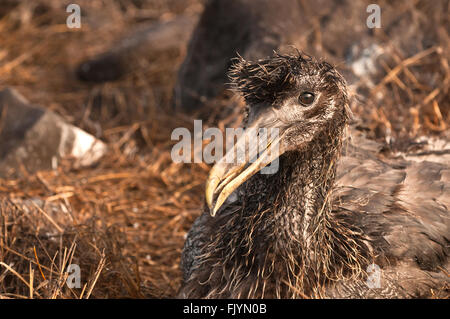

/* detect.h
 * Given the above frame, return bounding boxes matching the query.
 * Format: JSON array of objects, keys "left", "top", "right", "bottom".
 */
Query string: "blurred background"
[{"left": 0, "top": 0, "right": 448, "bottom": 298}]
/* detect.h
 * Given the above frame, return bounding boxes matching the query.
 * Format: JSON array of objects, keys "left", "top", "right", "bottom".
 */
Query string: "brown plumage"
[{"left": 178, "top": 52, "right": 449, "bottom": 298}]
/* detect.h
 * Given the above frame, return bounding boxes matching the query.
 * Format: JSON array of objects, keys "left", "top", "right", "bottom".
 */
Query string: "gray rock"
[{"left": 0, "top": 88, "right": 107, "bottom": 177}]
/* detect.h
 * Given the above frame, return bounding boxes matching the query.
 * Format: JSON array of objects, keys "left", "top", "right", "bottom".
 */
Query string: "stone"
[{"left": 0, "top": 88, "right": 107, "bottom": 177}]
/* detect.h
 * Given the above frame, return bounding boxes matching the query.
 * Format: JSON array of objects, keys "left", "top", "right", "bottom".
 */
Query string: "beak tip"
[
  {"left": 206, "top": 196, "right": 215, "bottom": 216},
  {"left": 209, "top": 203, "right": 220, "bottom": 217},
  {"left": 205, "top": 175, "right": 220, "bottom": 210}
]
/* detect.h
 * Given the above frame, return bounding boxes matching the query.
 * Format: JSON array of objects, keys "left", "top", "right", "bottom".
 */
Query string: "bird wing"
[{"left": 331, "top": 133, "right": 450, "bottom": 297}]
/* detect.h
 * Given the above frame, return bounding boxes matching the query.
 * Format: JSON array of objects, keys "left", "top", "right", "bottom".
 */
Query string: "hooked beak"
[{"left": 205, "top": 111, "right": 286, "bottom": 216}]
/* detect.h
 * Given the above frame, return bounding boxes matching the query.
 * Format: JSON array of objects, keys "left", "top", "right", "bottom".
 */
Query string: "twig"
[
  {"left": 31, "top": 201, "right": 64, "bottom": 234},
  {"left": 33, "top": 246, "right": 46, "bottom": 281},
  {"left": 84, "top": 250, "right": 106, "bottom": 299},
  {"left": 372, "top": 46, "right": 440, "bottom": 94}
]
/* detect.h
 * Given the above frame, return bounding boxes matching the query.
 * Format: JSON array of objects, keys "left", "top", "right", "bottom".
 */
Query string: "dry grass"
[
  {"left": 0, "top": 0, "right": 208, "bottom": 299},
  {"left": 0, "top": 0, "right": 448, "bottom": 298}
]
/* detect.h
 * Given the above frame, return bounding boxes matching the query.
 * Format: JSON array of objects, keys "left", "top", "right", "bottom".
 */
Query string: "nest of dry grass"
[
  {"left": 0, "top": 0, "right": 208, "bottom": 299},
  {"left": 0, "top": 0, "right": 448, "bottom": 298}
]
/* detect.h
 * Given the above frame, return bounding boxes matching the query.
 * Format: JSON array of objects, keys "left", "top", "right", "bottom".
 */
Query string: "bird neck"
[
  {"left": 275, "top": 140, "right": 339, "bottom": 245},
  {"left": 250, "top": 124, "right": 343, "bottom": 250}
]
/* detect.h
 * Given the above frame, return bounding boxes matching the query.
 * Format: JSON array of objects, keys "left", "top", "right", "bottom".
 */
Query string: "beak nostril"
[{"left": 272, "top": 104, "right": 282, "bottom": 110}]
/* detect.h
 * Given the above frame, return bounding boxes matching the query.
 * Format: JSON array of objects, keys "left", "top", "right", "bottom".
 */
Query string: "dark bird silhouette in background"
[
  {"left": 173, "top": 0, "right": 307, "bottom": 114},
  {"left": 178, "top": 52, "right": 449, "bottom": 298}
]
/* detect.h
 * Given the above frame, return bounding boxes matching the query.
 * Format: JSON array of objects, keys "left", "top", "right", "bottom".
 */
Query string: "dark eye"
[{"left": 298, "top": 92, "right": 315, "bottom": 106}]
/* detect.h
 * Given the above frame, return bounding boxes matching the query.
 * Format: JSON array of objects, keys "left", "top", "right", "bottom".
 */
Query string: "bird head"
[{"left": 206, "top": 52, "right": 350, "bottom": 216}]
